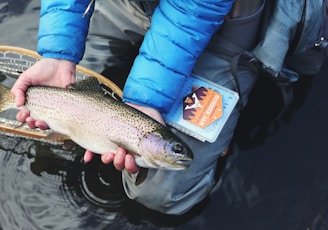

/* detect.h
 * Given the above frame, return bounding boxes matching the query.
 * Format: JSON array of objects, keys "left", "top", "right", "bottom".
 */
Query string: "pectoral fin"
[
  {"left": 44, "top": 132, "right": 70, "bottom": 142},
  {"left": 43, "top": 132, "right": 77, "bottom": 150}
]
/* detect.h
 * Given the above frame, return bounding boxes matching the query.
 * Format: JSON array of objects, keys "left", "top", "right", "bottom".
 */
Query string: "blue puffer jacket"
[
  {"left": 38, "top": 0, "right": 235, "bottom": 113},
  {"left": 38, "top": 0, "right": 93, "bottom": 63}
]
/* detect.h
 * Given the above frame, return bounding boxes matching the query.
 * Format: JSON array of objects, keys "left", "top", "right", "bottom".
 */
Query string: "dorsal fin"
[{"left": 68, "top": 77, "right": 102, "bottom": 92}]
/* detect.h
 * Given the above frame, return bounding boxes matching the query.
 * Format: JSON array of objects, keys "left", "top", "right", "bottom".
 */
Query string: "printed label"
[{"left": 183, "top": 87, "right": 222, "bottom": 128}]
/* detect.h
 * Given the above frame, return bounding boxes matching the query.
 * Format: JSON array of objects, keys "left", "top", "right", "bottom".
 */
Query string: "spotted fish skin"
[{"left": 0, "top": 78, "right": 193, "bottom": 170}]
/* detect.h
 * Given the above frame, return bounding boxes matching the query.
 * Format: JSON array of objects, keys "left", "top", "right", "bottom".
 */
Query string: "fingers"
[
  {"left": 11, "top": 78, "right": 29, "bottom": 107},
  {"left": 11, "top": 58, "right": 76, "bottom": 128},
  {"left": 34, "top": 120, "right": 49, "bottom": 130},
  {"left": 83, "top": 150, "right": 94, "bottom": 163},
  {"left": 101, "top": 152, "right": 115, "bottom": 164},
  {"left": 16, "top": 111, "right": 49, "bottom": 130},
  {"left": 16, "top": 110, "right": 30, "bottom": 123},
  {"left": 26, "top": 116, "right": 37, "bottom": 129},
  {"left": 124, "top": 154, "right": 139, "bottom": 174},
  {"left": 88, "top": 147, "right": 139, "bottom": 174},
  {"left": 113, "top": 147, "right": 126, "bottom": 171},
  {"left": 12, "top": 90, "right": 26, "bottom": 107},
  {"left": 112, "top": 148, "right": 139, "bottom": 174}
]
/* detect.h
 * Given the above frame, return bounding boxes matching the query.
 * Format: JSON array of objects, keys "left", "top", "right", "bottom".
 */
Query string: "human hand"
[
  {"left": 84, "top": 147, "right": 140, "bottom": 174},
  {"left": 11, "top": 58, "right": 76, "bottom": 129},
  {"left": 84, "top": 103, "right": 166, "bottom": 174}
]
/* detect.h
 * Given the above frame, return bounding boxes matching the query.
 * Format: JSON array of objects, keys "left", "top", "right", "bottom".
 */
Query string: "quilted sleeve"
[
  {"left": 123, "top": 0, "right": 235, "bottom": 113},
  {"left": 37, "top": 0, "right": 94, "bottom": 63}
]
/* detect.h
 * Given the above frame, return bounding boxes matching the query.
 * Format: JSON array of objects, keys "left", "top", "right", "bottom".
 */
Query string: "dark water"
[{"left": 1, "top": 1, "right": 328, "bottom": 229}]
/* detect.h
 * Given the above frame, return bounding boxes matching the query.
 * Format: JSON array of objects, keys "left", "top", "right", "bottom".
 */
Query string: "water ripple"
[{"left": 0, "top": 136, "right": 121, "bottom": 230}]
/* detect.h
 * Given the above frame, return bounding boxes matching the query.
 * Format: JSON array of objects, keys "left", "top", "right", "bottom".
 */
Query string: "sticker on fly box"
[
  {"left": 183, "top": 87, "right": 223, "bottom": 128},
  {"left": 163, "top": 74, "right": 239, "bottom": 143}
]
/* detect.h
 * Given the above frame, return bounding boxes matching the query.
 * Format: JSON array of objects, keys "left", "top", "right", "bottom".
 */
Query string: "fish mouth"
[{"left": 173, "top": 159, "right": 192, "bottom": 169}]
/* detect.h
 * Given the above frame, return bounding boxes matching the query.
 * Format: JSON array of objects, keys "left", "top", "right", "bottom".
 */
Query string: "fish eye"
[{"left": 172, "top": 143, "right": 184, "bottom": 154}]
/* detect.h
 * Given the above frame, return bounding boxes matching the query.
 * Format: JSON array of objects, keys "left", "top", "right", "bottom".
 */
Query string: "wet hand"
[
  {"left": 84, "top": 148, "right": 140, "bottom": 174},
  {"left": 16, "top": 110, "right": 49, "bottom": 130},
  {"left": 83, "top": 103, "right": 165, "bottom": 174},
  {"left": 11, "top": 58, "right": 76, "bottom": 129}
]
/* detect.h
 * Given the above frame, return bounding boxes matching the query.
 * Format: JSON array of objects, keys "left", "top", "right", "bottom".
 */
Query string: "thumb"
[
  {"left": 11, "top": 85, "right": 27, "bottom": 107},
  {"left": 11, "top": 70, "right": 31, "bottom": 107}
]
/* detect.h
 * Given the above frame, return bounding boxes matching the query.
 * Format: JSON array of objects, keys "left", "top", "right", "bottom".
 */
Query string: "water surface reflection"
[{"left": 0, "top": 0, "right": 328, "bottom": 229}]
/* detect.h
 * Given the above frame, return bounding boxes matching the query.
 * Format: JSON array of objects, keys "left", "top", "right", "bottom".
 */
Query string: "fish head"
[{"left": 137, "top": 129, "right": 194, "bottom": 170}]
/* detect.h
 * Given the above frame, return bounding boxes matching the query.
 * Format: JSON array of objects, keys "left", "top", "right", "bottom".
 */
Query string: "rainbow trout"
[{"left": 0, "top": 78, "right": 193, "bottom": 170}]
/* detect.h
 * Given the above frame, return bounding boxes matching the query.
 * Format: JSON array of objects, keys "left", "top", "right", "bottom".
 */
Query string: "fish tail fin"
[{"left": 0, "top": 84, "right": 15, "bottom": 112}]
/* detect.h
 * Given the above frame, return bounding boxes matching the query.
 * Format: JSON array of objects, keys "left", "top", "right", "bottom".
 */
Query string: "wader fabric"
[{"left": 81, "top": 0, "right": 264, "bottom": 215}]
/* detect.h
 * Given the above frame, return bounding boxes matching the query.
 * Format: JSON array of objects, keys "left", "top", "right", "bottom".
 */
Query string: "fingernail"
[
  {"left": 117, "top": 148, "right": 124, "bottom": 158},
  {"left": 17, "top": 111, "right": 26, "bottom": 121},
  {"left": 105, "top": 154, "right": 112, "bottom": 161},
  {"left": 125, "top": 156, "right": 131, "bottom": 164},
  {"left": 117, "top": 153, "right": 123, "bottom": 160}
]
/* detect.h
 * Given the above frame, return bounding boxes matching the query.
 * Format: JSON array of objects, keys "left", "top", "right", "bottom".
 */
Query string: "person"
[{"left": 11, "top": 0, "right": 264, "bottom": 215}]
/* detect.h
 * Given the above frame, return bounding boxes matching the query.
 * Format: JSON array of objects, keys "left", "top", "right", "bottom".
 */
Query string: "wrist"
[
  {"left": 39, "top": 58, "right": 76, "bottom": 87},
  {"left": 125, "top": 102, "right": 165, "bottom": 125}
]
